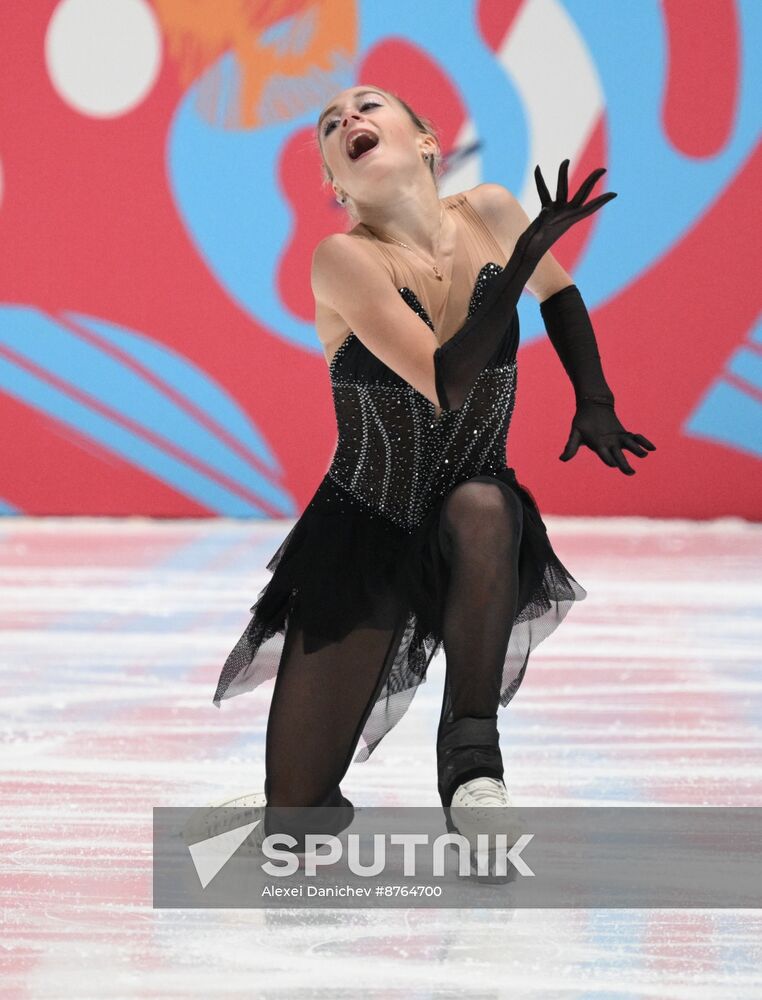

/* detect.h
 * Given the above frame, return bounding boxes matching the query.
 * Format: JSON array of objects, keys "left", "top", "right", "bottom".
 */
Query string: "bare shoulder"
[
  {"left": 466, "top": 182, "right": 526, "bottom": 238},
  {"left": 311, "top": 234, "right": 356, "bottom": 359},
  {"left": 311, "top": 231, "right": 351, "bottom": 286},
  {"left": 466, "top": 181, "right": 517, "bottom": 210},
  {"left": 311, "top": 231, "right": 377, "bottom": 305},
  {"left": 311, "top": 231, "right": 396, "bottom": 363}
]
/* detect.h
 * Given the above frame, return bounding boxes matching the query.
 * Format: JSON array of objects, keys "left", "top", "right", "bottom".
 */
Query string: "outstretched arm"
[
  {"left": 540, "top": 284, "right": 657, "bottom": 475},
  {"left": 470, "top": 181, "right": 576, "bottom": 304},
  {"left": 433, "top": 160, "right": 617, "bottom": 411}
]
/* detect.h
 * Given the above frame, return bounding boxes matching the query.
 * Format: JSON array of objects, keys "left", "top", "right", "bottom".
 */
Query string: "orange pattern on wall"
[{"left": 153, "top": 0, "right": 358, "bottom": 128}]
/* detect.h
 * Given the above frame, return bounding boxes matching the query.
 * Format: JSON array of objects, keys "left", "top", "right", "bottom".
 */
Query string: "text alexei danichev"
[{"left": 262, "top": 885, "right": 373, "bottom": 897}]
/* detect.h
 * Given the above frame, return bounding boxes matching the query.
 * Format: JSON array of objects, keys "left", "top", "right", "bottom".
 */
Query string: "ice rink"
[{"left": 2, "top": 514, "right": 761, "bottom": 997}]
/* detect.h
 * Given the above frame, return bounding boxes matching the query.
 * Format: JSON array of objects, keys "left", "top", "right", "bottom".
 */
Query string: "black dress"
[{"left": 212, "top": 192, "right": 587, "bottom": 775}]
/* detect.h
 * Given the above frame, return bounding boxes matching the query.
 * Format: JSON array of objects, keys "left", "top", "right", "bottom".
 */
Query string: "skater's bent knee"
[{"left": 440, "top": 478, "right": 523, "bottom": 551}]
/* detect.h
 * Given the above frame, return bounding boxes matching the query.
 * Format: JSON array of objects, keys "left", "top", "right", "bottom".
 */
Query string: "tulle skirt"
[{"left": 212, "top": 466, "right": 587, "bottom": 762}]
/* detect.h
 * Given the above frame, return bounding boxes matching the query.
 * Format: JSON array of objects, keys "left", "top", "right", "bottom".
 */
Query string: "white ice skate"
[
  {"left": 181, "top": 791, "right": 271, "bottom": 859},
  {"left": 181, "top": 791, "right": 345, "bottom": 865},
  {"left": 447, "top": 776, "right": 528, "bottom": 883}
]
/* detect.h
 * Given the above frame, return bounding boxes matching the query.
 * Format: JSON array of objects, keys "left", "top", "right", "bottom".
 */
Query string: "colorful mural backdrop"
[{"left": 0, "top": 0, "right": 759, "bottom": 519}]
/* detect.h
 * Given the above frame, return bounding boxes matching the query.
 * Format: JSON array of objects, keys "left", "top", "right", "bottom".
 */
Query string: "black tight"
[
  {"left": 263, "top": 475, "right": 523, "bottom": 817},
  {"left": 264, "top": 590, "right": 407, "bottom": 811},
  {"left": 436, "top": 476, "right": 524, "bottom": 731}
]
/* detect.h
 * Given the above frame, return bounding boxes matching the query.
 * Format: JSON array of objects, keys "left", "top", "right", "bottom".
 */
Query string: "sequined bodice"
[{"left": 326, "top": 263, "right": 519, "bottom": 533}]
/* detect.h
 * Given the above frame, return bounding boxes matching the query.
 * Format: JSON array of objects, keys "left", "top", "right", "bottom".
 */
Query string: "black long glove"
[
  {"left": 433, "top": 159, "right": 617, "bottom": 410},
  {"left": 540, "top": 284, "right": 657, "bottom": 475}
]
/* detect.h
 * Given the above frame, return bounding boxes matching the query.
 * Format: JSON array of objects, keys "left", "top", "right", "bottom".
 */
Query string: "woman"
[{"left": 205, "top": 85, "right": 655, "bottom": 860}]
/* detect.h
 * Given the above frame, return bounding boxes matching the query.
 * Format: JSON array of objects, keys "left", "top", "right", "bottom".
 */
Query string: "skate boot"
[
  {"left": 264, "top": 786, "right": 356, "bottom": 859},
  {"left": 437, "top": 715, "right": 505, "bottom": 808},
  {"left": 437, "top": 716, "right": 526, "bottom": 882},
  {"left": 181, "top": 788, "right": 354, "bottom": 865},
  {"left": 449, "top": 775, "right": 528, "bottom": 882}
]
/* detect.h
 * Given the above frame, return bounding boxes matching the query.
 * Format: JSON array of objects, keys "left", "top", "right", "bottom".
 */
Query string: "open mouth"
[{"left": 347, "top": 131, "right": 379, "bottom": 161}]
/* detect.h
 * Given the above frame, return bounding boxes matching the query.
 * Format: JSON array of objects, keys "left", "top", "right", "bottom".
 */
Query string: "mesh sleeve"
[{"left": 433, "top": 231, "right": 540, "bottom": 410}]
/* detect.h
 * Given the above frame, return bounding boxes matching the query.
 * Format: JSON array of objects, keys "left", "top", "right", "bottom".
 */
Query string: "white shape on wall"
[{"left": 45, "top": 0, "right": 162, "bottom": 118}]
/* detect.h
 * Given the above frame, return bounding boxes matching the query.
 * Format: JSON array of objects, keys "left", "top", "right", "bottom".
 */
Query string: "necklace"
[{"left": 366, "top": 205, "right": 447, "bottom": 280}]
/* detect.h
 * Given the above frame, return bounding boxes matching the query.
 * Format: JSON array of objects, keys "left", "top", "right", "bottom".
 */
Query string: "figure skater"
[{"left": 199, "top": 85, "right": 655, "bottom": 866}]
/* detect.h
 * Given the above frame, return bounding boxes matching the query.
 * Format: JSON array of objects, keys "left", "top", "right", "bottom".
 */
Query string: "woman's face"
[{"left": 318, "top": 86, "right": 431, "bottom": 204}]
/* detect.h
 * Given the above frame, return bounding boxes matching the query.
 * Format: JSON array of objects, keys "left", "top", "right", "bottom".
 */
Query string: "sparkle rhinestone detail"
[{"left": 325, "top": 263, "right": 517, "bottom": 532}]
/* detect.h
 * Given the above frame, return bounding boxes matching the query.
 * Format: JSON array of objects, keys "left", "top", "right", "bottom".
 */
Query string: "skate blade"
[{"left": 180, "top": 792, "right": 267, "bottom": 847}]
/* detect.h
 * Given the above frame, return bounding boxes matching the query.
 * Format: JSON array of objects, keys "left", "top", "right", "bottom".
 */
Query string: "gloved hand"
[
  {"left": 559, "top": 398, "right": 656, "bottom": 475},
  {"left": 515, "top": 159, "right": 617, "bottom": 265},
  {"left": 433, "top": 159, "right": 617, "bottom": 411}
]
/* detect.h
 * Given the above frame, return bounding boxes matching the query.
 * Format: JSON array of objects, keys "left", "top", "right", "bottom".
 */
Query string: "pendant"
[{"left": 434, "top": 265, "right": 443, "bottom": 280}]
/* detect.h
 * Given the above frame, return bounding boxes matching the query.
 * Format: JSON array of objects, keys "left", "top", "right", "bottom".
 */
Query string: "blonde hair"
[{"left": 315, "top": 86, "right": 443, "bottom": 223}]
